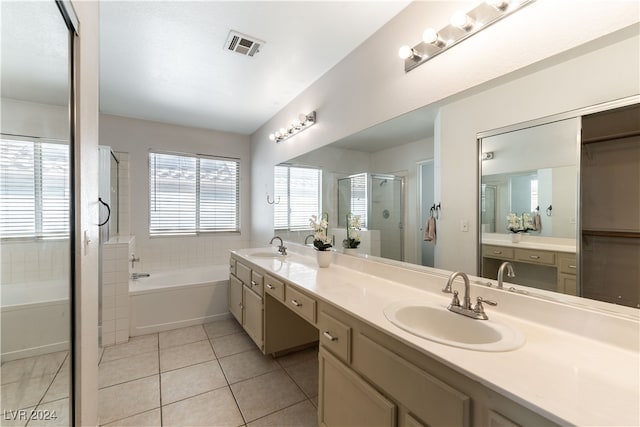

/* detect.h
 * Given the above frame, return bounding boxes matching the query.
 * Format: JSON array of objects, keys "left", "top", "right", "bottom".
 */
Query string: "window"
[
  {"left": 0, "top": 137, "right": 70, "bottom": 239},
  {"left": 349, "top": 173, "right": 368, "bottom": 228},
  {"left": 149, "top": 151, "right": 239, "bottom": 235},
  {"left": 274, "top": 165, "right": 321, "bottom": 230}
]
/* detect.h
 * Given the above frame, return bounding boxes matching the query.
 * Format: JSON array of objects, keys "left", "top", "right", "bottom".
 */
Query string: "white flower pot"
[
  {"left": 511, "top": 233, "right": 522, "bottom": 243},
  {"left": 316, "top": 250, "right": 332, "bottom": 268}
]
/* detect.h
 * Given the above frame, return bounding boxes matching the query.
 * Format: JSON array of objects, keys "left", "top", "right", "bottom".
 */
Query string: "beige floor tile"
[
  {"left": 101, "top": 334, "right": 158, "bottom": 364},
  {"left": 161, "top": 360, "right": 227, "bottom": 405},
  {"left": 99, "top": 350, "right": 159, "bottom": 388},
  {"left": 162, "top": 387, "right": 244, "bottom": 427},
  {"left": 219, "top": 348, "right": 280, "bottom": 384},
  {"left": 204, "top": 318, "right": 243, "bottom": 339},
  {"left": 275, "top": 346, "right": 318, "bottom": 368},
  {"left": 247, "top": 400, "right": 318, "bottom": 427},
  {"left": 0, "top": 374, "right": 55, "bottom": 412},
  {"left": 1, "top": 352, "right": 67, "bottom": 385},
  {"left": 160, "top": 340, "right": 215, "bottom": 373},
  {"left": 159, "top": 325, "right": 208, "bottom": 349},
  {"left": 311, "top": 395, "right": 318, "bottom": 408},
  {"left": 30, "top": 398, "right": 70, "bottom": 426},
  {"left": 102, "top": 408, "right": 161, "bottom": 427},
  {"left": 284, "top": 358, "right": 318, "bottom": 398},
  {"left": 41, "top": 370, "right": 70, "bottom": 403},
  {"left": 211, "top": 332, "right": 255, "bottom": 358},
  {"left": 231, "top": 370, "right": 306, "bottom": 422},
  {"left": 98, "top": 376, "right": 160, "bottom": 425},
  {"left": 98, "top": 346, "right": 105, "bottom": 364}
]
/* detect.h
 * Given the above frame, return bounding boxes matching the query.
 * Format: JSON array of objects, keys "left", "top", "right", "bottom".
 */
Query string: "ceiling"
[{"left": 99, "top": 1, "right": 410, "bottom": 135}]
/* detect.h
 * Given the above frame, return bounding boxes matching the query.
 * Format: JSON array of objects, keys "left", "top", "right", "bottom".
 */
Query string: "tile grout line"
[{"left": 157, "top": 332, "right": 163, "bottom": 427}]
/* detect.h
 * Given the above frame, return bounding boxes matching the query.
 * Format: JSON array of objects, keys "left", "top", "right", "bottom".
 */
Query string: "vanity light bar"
[
  {"left": 269, "top": 111, "right": 317, "bottom": 144},
  {"left": 399, "top": 0, "right": 535, "bottom": 73}
]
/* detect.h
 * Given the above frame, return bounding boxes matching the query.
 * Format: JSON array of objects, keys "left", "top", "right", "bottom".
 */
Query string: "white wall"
[
  {"left": 99, "top": 114, "right": 253, "bottom": 270},
  {"left": 250, "top": 0, "right": 639, "bottom": 274}
]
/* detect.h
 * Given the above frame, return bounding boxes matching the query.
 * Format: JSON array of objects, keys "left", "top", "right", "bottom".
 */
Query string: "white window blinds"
[
  {"left": 149, "top": 152, "right": 239, "bottom": 235},
  {"left": 350, "top": 173, "right": 368, "bottom": 228},
  {"left": 274, "top": 165, "right": 321, "bottom": 230},
  {"left": 0, "top": 137, "right": 70, "bottom": 238}
]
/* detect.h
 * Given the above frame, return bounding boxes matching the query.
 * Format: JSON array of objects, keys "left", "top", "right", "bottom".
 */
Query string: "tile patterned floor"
[
  {"left": 97, "top": 319, "right": 319, "bottom": 427},
  {"left": 1, "top": 318, "right": 319, "bottom": 427}
]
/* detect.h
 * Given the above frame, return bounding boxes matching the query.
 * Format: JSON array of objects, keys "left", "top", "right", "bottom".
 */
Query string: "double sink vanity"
[{"left": 229, "top": 244, "right": 639, "bottom": 427}]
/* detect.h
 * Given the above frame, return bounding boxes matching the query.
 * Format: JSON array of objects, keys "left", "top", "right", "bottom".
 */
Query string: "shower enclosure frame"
[{"left": 338, "top": 172, "right": 405, "bottom": 261}]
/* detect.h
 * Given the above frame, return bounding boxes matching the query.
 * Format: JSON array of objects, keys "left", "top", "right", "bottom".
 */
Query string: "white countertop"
[{"left": 232, "top": 247, "right": 639, "bottom": 426}]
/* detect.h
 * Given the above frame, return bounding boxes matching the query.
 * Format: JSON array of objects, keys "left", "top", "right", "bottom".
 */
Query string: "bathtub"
[
  {"left": 129, "top": 265, "right": 230, "bottom": 336},
  {"left": 1, "top": 280, "right": 70, "bottom": 361}
]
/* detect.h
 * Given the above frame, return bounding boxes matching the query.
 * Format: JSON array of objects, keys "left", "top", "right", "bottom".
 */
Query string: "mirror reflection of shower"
[{"left": 338, "top": 173, "right": 404, "bottom": 261}]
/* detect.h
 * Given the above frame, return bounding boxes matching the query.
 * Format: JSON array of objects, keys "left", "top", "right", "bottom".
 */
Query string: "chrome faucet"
[
  {"left": 304, "top": 234, "right": 315, "bottom": 245},
  {"left": 269, "top": 236, "right": 287, "bottom": 256},
  {"left": 497, "top": 261, "right": 516, "bottom": 290},
  {"left": 442, "top": 271, "right": 497, "bottom": 320},
  {"left": 130, "top": 254, "right": 140, "bottom": 269}
]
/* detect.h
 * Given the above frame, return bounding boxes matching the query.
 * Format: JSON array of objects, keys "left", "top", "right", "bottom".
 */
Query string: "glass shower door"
[{"left": 370, "top": 175, "right": 404, "bottom": 261}]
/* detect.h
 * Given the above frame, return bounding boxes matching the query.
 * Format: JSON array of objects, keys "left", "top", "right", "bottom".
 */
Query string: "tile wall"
[
  {"left": 102, "top": 236, "right": 135, "bottom": 346},
  {"left": 0, "top": 240, "right": 70, "bottom": 284},
  {"left": 114, "top": 151, "right": 131, "bottom": 236}
]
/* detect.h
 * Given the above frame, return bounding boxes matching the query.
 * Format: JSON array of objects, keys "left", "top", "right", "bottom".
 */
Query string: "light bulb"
[
  {"left": 279, "top": 127, "right": 286, "bottom": 135},
  {"left": 451, "top": 11, "right": 473, "bottom": 30},
  {"left": 298, "top": 113, "right": 308, "bottom": 124},
  {"left": 275, "top": 131, "right": 281, "bottom": 138},
  {"left": 488, "top": 0, "right": 510, "bottom": 10},
  {"left": 269, "top": 133, "right": 276, "bottom": 141},
  {"left": 398, "top": 45, "right": 413, "bottom": 59},
  {"left": 422, "top": 28, "right": 438, "bottom": 44}
]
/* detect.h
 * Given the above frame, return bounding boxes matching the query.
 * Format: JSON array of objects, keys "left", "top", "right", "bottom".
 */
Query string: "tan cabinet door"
[
  {"left": 229, "top": 274, "right": 243, "bottom": 324},
  {"left": 243, "top": 285, "right": 263, "bottom": 348},
  {"left": 319, "top": 348, "right": 396, "bottom": 427}
]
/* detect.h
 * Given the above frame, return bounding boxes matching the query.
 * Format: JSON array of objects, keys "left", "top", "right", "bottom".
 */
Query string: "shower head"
[{"left": 379, "top": 179, "right": 388, "bottom": 186}]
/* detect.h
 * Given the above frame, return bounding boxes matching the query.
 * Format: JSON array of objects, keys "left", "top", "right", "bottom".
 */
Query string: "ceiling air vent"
[{"left": 224, "top": 30, "right": 264, "bottom": 57}]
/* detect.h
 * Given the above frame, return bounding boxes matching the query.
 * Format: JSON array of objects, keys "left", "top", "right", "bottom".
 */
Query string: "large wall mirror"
[{"left": 1, "top": 0, "right": 78, "bottom": 423}]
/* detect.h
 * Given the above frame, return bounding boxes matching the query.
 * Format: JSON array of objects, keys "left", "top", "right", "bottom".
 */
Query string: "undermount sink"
[{"left": 384, "top": 300, "right": 525, "bottom": 352}]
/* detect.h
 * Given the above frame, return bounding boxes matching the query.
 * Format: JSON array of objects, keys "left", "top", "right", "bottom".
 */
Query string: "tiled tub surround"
[
  {"left": 96, "top": 320, "right": 318, "bottom": 427},
  {"left": 232, "top": 244, "right": 639, "bottom": 426},
  {"left": 102, "top": 236, "right": 135, "bottom": 346}
]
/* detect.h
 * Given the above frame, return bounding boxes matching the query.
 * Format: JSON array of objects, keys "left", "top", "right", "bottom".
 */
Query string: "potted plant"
[
  {"left": 506, "top": 212, "right": 534, "bottom": 242},
  {"left": 342, "top": 213, "right": 361, "bottom": 254},
  {"left": 310, "top": 213, "right": 333, "bottom": 267}
]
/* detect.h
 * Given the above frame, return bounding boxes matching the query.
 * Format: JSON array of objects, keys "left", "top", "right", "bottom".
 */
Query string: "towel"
[
  {"left": 424, "top": 216, "right": 436, "bottom": 242},
  {"left": 532, "top": 213, "right": 542, "bottom": 232}
]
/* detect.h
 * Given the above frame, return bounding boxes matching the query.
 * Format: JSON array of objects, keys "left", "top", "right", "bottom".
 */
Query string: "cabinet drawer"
[
  {"left": 483, "top": 245, "right": 514, "bottom": 260},
  {"left": 249, "top": 270, "right": 264, "bottom": 296},
  {"left": 514, "top": 248, "right": 555, "bottom": 265},
  {"left": 285, "top": 285, "right": 317, "bottom": 324},
  {"left": 236, "top": 261, "right": 252, "bottom": 284},
  {"left": 354, "top": 333, "right": 470, "bottom": 427},
  {"left": 318, "top": 311, "right": 351, "bottom": 364},
  {"left": 558, "top": 255, "right": 577, "bottom": 275},
  {"left": 264, "top": 275, "right": 284, "bottom": 301},
  {"left": 229, "top": 258, "right": 236, "bottom": 276}
]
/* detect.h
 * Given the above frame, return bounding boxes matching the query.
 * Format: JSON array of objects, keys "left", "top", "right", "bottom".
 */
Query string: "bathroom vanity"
[{"left": 229, "top": 246, "right": 638, "bottom": 427}]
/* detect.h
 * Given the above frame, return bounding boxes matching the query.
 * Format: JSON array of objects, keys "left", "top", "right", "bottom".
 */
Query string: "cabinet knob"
[
  {"left": 323, "top": 331, "right": 338, "bottom": 342},
  {"left": 493, "top": 251, "right": 502, "bottom": 255},
  {"left": 529, "top": 255, "right": 540, "bottom": 259},
  {"left": 568, "top": 264, "right": 576, "bottom": 269},
  {"left": 291, "top": 299, "right": 302, "bottom": 307},
  {"left": 266, "top": 284, "right": 274, "bottom": 289},
  {"left": 251, "top": 280, "right": 257, "bottom": 286}
]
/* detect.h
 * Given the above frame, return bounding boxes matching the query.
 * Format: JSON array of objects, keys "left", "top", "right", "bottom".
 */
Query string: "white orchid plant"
[
  {"left": 343, "top": 213, "right": 362, "bottom": 249},
  {"left": 310, "top": 213, "right": 332, "bottom": 251},
  {"left": 507, "top": 212, "right": 535, "bottom": 233}
]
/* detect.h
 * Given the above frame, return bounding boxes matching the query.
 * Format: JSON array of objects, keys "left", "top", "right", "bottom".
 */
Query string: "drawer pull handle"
[
  {"left": 251, "top": 281, "right": 257, "bottom": 286},
  {"left": 323, "top": 331, "right": 338, "bottom": 342},
  {"left": 529, "top": 255, "right": 540, "bottom": 259},
  {"left": 291, "top": 299, "right": 302, "bottom": 307},
  {"left": 493, "top": 251, "right": 502, "bottom": 255},
  {"left": 568, "top": 265, "right": 576, "bottom": 269},
  {"left": 266, "top": 284, "right": 274, "bottom": 290}
]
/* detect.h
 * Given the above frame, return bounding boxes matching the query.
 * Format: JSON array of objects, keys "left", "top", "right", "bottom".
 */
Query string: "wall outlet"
[{"left": 460, "top": 220, "right": 469, "bottom": 232}]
